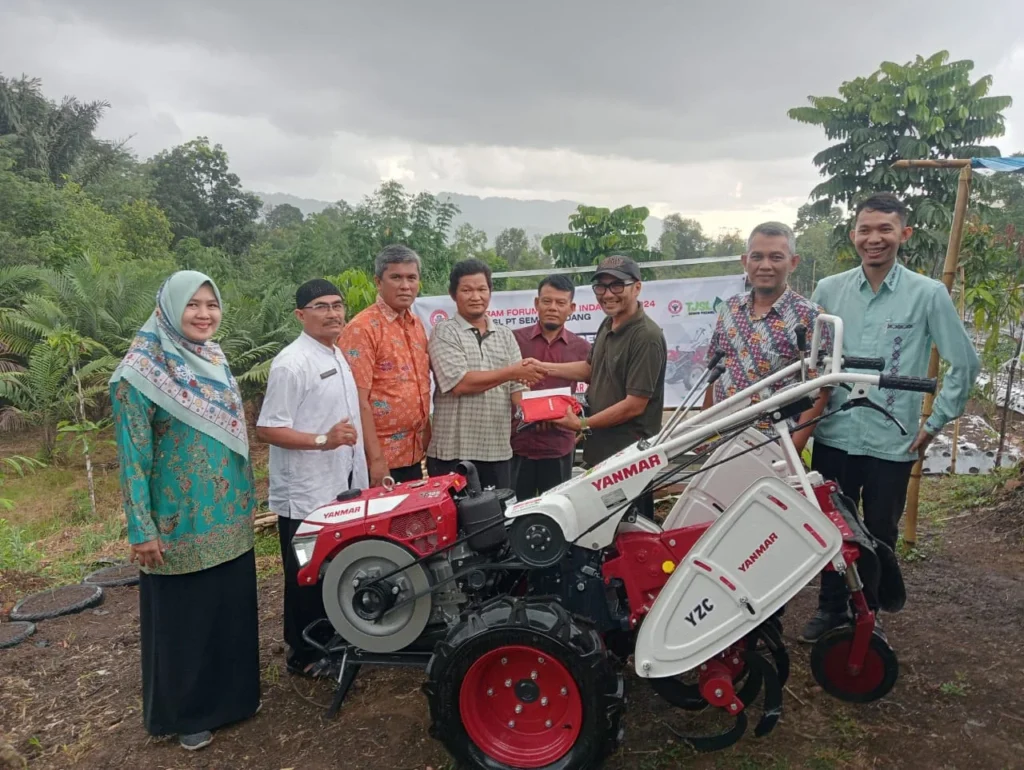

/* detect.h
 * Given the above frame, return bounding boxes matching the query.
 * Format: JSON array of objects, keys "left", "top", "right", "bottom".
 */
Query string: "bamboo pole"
[
  {"left": 897, "top": 161, "right": 973, "bottom": 545},
  {"left": 949, "top": 266, "right": 967, "bottom": 474}
]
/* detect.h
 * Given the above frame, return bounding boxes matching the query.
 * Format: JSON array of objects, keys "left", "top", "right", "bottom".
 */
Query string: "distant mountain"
[{"left": 252, "top": 190, "right": 664, "bottom": 245}]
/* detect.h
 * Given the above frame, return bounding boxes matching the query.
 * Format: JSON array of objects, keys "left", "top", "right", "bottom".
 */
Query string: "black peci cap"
[{"left": 296, "top": 278, "right": 343, "bottom": 309}]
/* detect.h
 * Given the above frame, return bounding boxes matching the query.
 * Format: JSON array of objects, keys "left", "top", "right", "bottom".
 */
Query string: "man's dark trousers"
[
  {"left": 512, "top": 452, "right": 574, "bottom": 500},
  {"left": 810, "top": 441, "right": 915, "bottom": 613}
]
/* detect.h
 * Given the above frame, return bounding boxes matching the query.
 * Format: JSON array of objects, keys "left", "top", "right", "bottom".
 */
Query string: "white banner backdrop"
[{"left": 412, "top": 275, "right": 745, "bottom": 408}]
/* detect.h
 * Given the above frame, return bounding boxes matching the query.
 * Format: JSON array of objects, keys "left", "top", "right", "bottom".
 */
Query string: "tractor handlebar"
[
  {"left": 876, "top": 374, "right": 938, "bottom": 394},
  {"left": 841, "top": 356, "right": 886, "bottom": 371}
]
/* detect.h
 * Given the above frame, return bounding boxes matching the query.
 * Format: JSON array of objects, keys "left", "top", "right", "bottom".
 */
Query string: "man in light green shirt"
[{"left": 800, "top": 193, "right": 980, "bottom": 643}]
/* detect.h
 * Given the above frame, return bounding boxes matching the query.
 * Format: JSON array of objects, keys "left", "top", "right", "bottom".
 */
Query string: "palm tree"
[
  {"left": 217, "top": 283, "right": 297, "bottom": 399},
  {"left": 0, "top": 75, "right": 111, "bottom": 185},
  {"left": 0, "top": 329, "right": 113, "bottom": 457}
]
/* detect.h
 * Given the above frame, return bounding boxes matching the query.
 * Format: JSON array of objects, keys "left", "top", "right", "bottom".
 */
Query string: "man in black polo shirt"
[{"left": 545, "top": 256, "right": 668, "bottom": 515}]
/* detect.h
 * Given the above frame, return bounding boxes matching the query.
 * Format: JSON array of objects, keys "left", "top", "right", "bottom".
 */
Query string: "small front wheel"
[
  {"left": 810, "top": 625, "right": 898, "bottom": 703},
  {"left": 424, "top": 597, "right": 624, "bottom": 770}
]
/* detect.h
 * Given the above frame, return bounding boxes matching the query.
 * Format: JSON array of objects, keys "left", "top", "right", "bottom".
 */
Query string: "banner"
[{"left": 412, "top": 275, "right": 745, "bottom": 408}]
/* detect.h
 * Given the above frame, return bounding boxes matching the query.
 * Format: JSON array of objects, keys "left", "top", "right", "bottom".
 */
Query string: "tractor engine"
[{"left": 294, "top": 462, "right": 515, "bottom": 655}]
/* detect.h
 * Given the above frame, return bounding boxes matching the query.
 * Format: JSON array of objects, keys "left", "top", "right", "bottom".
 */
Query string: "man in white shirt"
[{"left": 256, "top": 278, "right": 369, "bottom": 677}]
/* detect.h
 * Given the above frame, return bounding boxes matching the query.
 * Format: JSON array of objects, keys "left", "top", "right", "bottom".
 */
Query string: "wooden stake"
[
  {"left": 949, "top": 267, "right": 967, "bottom": 474},
  {"left": 901, "top": 162, "right": 973, "bottom": 545},
  {"left": 995, "top": 328, "right": 1023, "bottom": 468}
]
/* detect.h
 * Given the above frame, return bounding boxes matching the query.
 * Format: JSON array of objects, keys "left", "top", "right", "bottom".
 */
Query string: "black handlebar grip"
[
  {"left": 707, "top": 363, "right": 726, "bottom": 385},
  {"left": 843, "top": 356, "right": 886, "bottom": 371},
  {"left": 877, "top": 374, "right": 938, "bottom": 394},
  {"left": 708, "top": 349, "right": 726, "bottom": 369},
  {"left": 794, "top": 324, "right": 808, "bottom": 352}
]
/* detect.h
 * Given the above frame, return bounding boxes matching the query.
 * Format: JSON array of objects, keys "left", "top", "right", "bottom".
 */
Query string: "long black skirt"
[{"left": 139, "top": 548, "right": 261, "bottom": 736}]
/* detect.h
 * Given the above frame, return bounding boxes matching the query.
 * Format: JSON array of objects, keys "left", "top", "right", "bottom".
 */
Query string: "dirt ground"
[{"left": 2, "top": 491, "right": 1023, "bottom": 770}]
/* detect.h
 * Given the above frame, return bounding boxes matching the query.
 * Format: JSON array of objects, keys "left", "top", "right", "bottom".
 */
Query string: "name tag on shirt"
[{"left": 320, "top": 368, "right": 339, "bottom": 380}]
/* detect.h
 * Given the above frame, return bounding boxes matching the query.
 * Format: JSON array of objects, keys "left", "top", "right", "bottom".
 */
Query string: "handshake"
[{"left": 513, "top": 357, "right": 551, "bottom": 386}]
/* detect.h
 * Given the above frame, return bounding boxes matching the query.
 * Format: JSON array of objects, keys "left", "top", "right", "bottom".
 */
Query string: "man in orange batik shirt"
[{"left": 339, "top": 245, "right": 432, "bottom": 485}]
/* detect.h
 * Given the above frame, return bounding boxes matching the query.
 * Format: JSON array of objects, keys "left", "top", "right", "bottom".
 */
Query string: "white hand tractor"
[{"left": 291, "top": 314, "right": 933, "bottom": 769}]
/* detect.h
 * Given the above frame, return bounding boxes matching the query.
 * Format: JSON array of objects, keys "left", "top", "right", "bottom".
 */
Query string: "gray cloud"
[{"left": 1, "top": 0, "right": 1022, "bottom": 230}]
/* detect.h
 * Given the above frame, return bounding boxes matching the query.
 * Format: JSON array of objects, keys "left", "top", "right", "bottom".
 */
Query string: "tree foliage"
[
  {"left": 542, "top": 205, "right": 649, "bottom": 272},
  {"left": 147, "top": 137, "right": 263, "bottom": 255},
  {"left": 789, "top": 51, "right": 1013, "bottom": 274},
  {"left": 0, "top": 74, "right": 113, "bottom": 186}
]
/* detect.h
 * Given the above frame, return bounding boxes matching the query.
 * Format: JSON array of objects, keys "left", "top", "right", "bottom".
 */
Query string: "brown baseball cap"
[{"left": 593, "top": 255, "right": 642, "bottom": 282}]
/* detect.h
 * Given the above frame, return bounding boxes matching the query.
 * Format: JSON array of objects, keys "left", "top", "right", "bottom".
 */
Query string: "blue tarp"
[{"left": 971, "top": 157, "right": 1024, "bottom": 173}]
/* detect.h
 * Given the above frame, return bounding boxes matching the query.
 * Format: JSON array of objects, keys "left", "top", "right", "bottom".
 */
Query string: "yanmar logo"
[
  {"left": 591, "top": 454, "right": 662, "bottom": 492},
  {"left": 738, "top": 533, "right": 778, "bottom": 573}
]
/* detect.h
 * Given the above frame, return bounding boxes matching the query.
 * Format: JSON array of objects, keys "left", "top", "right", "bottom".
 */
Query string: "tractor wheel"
[
  {"left": 424, "top": 597, "right": 624, "bottom": 770},
  {"left": 810, "top": 625, "right": 898, "bottom": 703}
]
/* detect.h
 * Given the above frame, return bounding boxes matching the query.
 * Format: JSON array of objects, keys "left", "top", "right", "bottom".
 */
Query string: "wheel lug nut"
[
  {"left": 561, "top": 687, "right": 568, "bottom": 696},
  {"left": 538, "top": 657, "right": 545, "bottom": 664},
  {"left": 545, "top": 719, "right": 552, "bottom": 728},
  {"left": 505, "top": 679, "right": 512, "bottom": 688},
  {"left": 541, "top": 697, "right": 548, "bottom": 706},
  {"left": 501, "top": 657, "right": 507, "bottom": 665},
  {"left": 714, "top": 688, "right": 723, "bottom": 698},
  {"left": 530, "top": 670, "right": 538, "bottom": 680},
  {"left": 487, "top": 688, "right": 494, "bottom": 696},
  {"left": 515, "top": 704, "right": 522, "bottom": 714},
  {"left": 508, "top": 720, "right": 515, "bottom": 728}
]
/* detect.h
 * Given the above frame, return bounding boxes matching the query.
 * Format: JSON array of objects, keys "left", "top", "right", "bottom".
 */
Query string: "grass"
[
  {"left": 896, "top": 467, "right": 1018, "bottom": 562},
  {"left": 939, "top": 671, "right": 969, "bottom": 697}
]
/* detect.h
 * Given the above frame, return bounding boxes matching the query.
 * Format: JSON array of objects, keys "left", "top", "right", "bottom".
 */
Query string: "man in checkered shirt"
[{"left": 426, "top": 258, "right": 547, "bottom": 490}]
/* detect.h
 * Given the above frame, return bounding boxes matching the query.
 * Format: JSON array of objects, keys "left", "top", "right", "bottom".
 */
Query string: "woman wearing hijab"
[{"left": 110, "top": 270, "right": 261, "bottom": 752}]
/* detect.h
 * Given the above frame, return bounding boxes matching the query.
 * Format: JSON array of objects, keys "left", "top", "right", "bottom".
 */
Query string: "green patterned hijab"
[{"left": 110, "top": 271, "right": 249, "bottom": 458}]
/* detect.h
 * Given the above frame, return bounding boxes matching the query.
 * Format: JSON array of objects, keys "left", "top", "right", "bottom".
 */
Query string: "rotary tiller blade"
[
  {"left": 663, "top": 710, "right": 749, "bottom": 753},
  {"left": 742, "top": 649, "right": 783, "bottom": 738}
]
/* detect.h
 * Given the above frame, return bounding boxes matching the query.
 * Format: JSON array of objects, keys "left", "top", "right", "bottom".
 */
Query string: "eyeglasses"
[
  {"left": 591, "top": 281, "right": 635, "bottom": 296},
  {"left": 304, "top": 302, "right": 345, "bottom": 313}
]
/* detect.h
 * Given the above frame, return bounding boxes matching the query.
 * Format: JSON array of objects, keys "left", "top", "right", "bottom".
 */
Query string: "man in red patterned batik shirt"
[
  {"left": 702, "top": 221, "right": 831, "bottom": 451},
  {"left": 511, "top": 275, "right": 591, "bottom": 500}
]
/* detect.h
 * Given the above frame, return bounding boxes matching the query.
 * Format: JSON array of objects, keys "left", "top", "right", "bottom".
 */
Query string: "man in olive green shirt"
[
  {"left": 546, "top": 255, "right": 668, "bottom": 518},
  {"left": 800, "top": 193, "right": 980, "bottom": 643}
]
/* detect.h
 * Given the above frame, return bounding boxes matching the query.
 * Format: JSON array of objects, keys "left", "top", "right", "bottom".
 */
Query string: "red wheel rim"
[
  {"left": 821, "top": 637, "right": 886, "bottom": 695},
  {"left": 459, "top": 644, "right": 583, "bottom": 768}
]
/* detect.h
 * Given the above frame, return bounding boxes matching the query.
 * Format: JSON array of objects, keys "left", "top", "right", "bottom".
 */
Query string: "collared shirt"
[
  {"left": 511, "top": 323, "right": 591, "bottom": 460},
  {"left": 338, "top": 296, "right": 431, "bottom": 469},
  {"left": 583, "top": 303, "right": 667, "bottom": 466},
  {"left": 709, "top": 287, "right": 831, "bottom": 436},
  {"left": 812, "top": 263, "right": 980, "bottom": 461},
  {"left": 257, "top": 332, "right": 369, "bottom": 519},
  {"left": 428, "top": 313, "right": 527, "bottom": 463}
]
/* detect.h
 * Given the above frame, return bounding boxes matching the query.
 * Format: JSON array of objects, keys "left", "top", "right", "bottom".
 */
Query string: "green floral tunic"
[{"left": 111, "top": 380, "right": 256, "bottom": 576}]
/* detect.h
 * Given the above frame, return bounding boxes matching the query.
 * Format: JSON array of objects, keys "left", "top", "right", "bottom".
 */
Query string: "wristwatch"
[{"left": 314, "top": 434, "right": 328, "bottom": 448}]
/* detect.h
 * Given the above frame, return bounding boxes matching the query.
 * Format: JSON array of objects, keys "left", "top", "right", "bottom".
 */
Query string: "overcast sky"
[{"left": 1, "top": 1, "right": 1022, "bottom": 235}]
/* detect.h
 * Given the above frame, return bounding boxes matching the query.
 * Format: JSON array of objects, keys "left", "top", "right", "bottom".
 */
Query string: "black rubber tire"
[
  {"left": 810, "top": 626, "right": 898, "bottom": 704},
  {"left": 424, "top": 597, "right": 625, "bottom": 770},
  {"left": 9, "top": 584, "right": 104, "bottom": 622},
  {"left": 0, "top": 620, "right": 36, "bottom": 649},
  {"left": 83, "top": 563, "right": 140, "bottom": 588}
]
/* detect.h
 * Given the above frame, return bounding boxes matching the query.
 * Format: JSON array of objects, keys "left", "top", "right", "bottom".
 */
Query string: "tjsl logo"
[
  {"left": 668, "top": 299, "right": 683, "bottom": 316},
  {"left": 685, "top": 297, "right": 725, "bottom": 316},
  {"left": 429, "top": 309, "right": 449, "bottom": 326},
  {"left": 591, "top": 454, "right": 662, "bottom": 492},
  {"left": 738, "top": 532, "right": 779, "bottom": 573}
]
